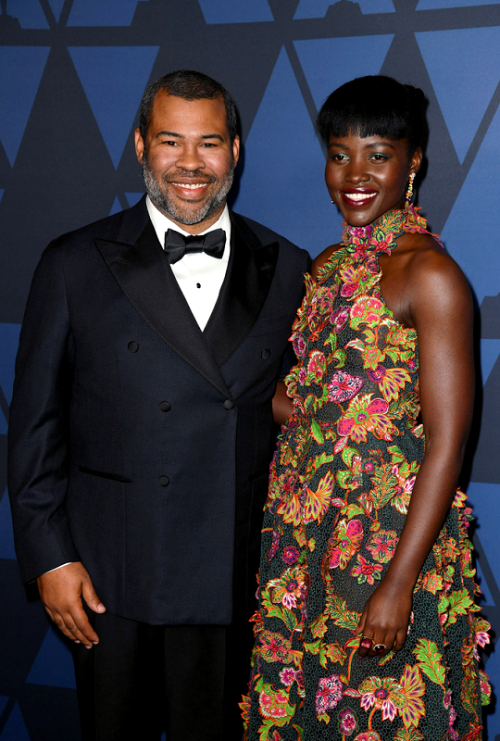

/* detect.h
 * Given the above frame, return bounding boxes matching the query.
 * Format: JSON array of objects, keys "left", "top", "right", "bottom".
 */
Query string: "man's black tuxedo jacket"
[{"left": 8, "top": 198, "right": 309, "bottom": 626}]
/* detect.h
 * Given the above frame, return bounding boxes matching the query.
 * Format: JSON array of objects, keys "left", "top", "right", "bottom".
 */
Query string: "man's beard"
[{"left": 142, "top": 154, "right": 234, "bottom": 226}]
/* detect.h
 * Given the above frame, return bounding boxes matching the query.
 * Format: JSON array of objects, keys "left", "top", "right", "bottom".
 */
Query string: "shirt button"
[
  {"left": 261, "top": 348, "right": 271, "bottom": 359},
  {"left": 128, "top": 341, "right": 139, "bottom": 353},
  {"left": 159, "top": 476, "right": 169, "bottom": 487},
  {"left": 159, "top": 401, "right": 171, "bottom": 412},
  {"left": 223, "top": 399, "right": 234, "bottom": 410}
]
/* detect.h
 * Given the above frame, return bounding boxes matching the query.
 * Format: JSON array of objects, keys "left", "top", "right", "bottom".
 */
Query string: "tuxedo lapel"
[
  {"left": 95, "top": 219, "right": 232, "bottom": 398},
  {"left": 203, "top": 213, "right": 279, "bottom": 366}
]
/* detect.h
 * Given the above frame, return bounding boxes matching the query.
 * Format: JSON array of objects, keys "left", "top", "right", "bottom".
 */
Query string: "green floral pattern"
[{"left": 243, "top": 207, "right": 491, "bottom": 741}]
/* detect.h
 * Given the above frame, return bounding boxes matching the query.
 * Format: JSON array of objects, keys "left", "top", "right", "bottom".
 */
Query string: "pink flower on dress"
[
  {"left": 259, "top": 685, "right": 293, "bottom": 720},
  {"left": 359, "top": 676, "right": 402, "bottom": 722},
  {"left": 282, "top": 546, "right": 299, "bottom": 565},
  {"left": 338, "top": 707, "right": 359, "bottom": 735},
  {"left": 353, "top": 732, "right": 381, "bottom": 741},
  {"left": 337, "top": 394, "right": 395, "bottom": 443},
  {"left": 315, "top": 674, "right": 343, "bottom": 715},
  {"left": 351, "top": 554, "right": 384, "bottom": 585},
  {"left": 367, "top": 365, "right": 386, "bottom": 383},
  {"left": 448, "top": 704, "right": 459, "bottom": 741},
  {"left": 266, "top": 528, "right": 280, "bottom": 562},
  {"left": 363, "top": 459, "right": 376, "bottom": 473},
  {"left": 443, "top": 690, "right": 452, "bottom": 709},
  {"left": 366, "top": 530, "right": 399, "bottom": 564},
  {"left": 279, "top": 667, "right": 297, "bottom": 686},
  {"left": 292, "top": 334, "right": 307, "bottom": 358},
  {"left": 307, "top": 350, "right": 327, "bottom": 382},
  {"left": 328, "top": 519, "right": 364, "bottom": 569},
  {"left": 350, "top": 296, "right": 385, "bottom": 328},
  {"left": 259, "top": 630, "right": 292, "bottom": 663},
  {"left": 331, "top": 306, "right": 350, "bottom": 331},
  {"left": 328, "top": 371, "right": 364, "bottom": 404},
  {"left": 270, "top": 565, "right": 308, "bottom": 610}
]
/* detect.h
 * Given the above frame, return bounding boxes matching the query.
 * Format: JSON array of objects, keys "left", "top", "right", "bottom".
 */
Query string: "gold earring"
[{"left": 405, "top": 172, "right": 416, "bottom": 208}]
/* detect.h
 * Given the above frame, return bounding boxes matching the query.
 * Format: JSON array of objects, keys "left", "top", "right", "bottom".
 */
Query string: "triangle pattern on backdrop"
[
  {"left": 5, "top": 0, "right": 49, "bottom": 29},
  {"left": 480, "top": 340, "right": 500, "bottom": 385},
  {"left": 233, "top": 46, "right": 339, "bottom": 254},
  {"left": 0, "top": 47, "right": 50, "bottom": 166},
  {"left": 126, "top": 192, "right": 144, "bottom": 207},
  {"left": 441, "top": 102, "right": 500, "bottom": 305},
  {"left": 0, "top": 323, "right": 21, "bottom": 406},
  {"left": 196, "top": 0, "right": 273, "bottom": 24},
  {"left": 0, "top": 703, "right": 31, "bottom": 741},
  {"left": 294, "top": 0, "right": 395, "bottom": 18},
  {"left": 46, "top": 0, "right": 66, "bottom": 22},
  {"left": 109, "top": 196, "right": 122, "bottom": 216},
  {"left": 465, "top": 482, "right": 500, "bottom": 595},
  {"left": 0, "top": 491, "right": 16, "bottom": 561},
  {"left": 417, "top": 0, "right": 499, "bottom": 8},
  {"left": 68, "top": 46, "right": 159, "bottom": 168},
  {"left": 475, "top": 558, "right": 495, "bottom": 607},
  {"left": 26, "top": 627, "right": 76, "bottom": 690},
  {"left": 416, "top": 27, "right": 500, "bottom": 163},
  {"left": 67, "top": 0, "right": 146, "bottom": 26},
  {"left": 294, "top": 34, "right": 394, "bottom": 110}
]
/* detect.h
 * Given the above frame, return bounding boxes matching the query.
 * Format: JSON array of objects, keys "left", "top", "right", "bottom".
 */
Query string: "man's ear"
[
  {"left": 232, "top": 135, "right": 240, "bottom": 168},
  {"left": 135, "top": 128, "right": 145, "bottom": 165}
]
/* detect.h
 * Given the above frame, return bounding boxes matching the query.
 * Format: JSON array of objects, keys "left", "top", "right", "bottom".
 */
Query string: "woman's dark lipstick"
[{"left": 341, "top": 189, "right": 378, "bottom": 208}]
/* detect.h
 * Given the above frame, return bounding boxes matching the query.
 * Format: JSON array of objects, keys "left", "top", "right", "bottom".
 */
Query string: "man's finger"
[{"left": 81, "top": 580, "right": 106, "bottom": 615}]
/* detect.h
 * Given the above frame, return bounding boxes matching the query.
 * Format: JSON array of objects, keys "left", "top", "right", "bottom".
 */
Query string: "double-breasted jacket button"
[
  {"left": 223, "top": 399, "right": 234, "bottom": 410},
  {"left": 159, "top": 475, "right": 169, "bottom": 487},
  {"left": 127, "top": 341, "right": 139, "bottom": 353},
  {"left": 159, "top": 401, "right": 171, "bottom": 412},
  {"left": 261, "top": 348, "right": 271, "bottom": 360}
]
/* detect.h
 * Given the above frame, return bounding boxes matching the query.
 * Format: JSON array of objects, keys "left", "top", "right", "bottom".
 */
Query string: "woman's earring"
[{"left": 405, "top": 172, "right": 416, "bottom": 208}]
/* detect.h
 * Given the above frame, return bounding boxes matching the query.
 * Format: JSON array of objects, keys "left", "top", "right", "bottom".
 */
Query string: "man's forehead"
[{"left": 148, "top": 92, "right": 229, "bottom": 135}]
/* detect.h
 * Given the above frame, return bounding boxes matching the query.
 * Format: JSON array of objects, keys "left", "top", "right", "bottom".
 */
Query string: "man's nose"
[{"left": 176, "top": 145, "right": 205, "bottom": 171}]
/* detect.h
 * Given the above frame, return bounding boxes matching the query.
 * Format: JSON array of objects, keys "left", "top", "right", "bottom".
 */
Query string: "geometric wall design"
[
  {"left": 294, "top": 0, "right": 396, "bottom": 17},
  {"left": 2, "top": 0, "right": 500, "bottom": 738}
]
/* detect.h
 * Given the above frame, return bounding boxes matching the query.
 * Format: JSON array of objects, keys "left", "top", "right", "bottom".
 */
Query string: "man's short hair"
[{"left": 138, "top": 69, "right": 239, "bottom": 144}]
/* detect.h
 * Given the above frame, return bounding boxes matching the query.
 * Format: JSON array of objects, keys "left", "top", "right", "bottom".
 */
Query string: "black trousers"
[{"left": 72, "top": 610, "right": 253, "bottom": 741}]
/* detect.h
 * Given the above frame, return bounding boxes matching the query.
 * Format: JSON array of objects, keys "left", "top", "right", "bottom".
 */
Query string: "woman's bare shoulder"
[{"left": 311, "top": 242, "right": 344, "bottom": 280}]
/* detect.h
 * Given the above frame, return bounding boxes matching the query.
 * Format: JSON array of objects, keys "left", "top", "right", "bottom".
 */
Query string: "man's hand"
[{"left": 37, "top": 561, "right": 106, "bottom": 648}]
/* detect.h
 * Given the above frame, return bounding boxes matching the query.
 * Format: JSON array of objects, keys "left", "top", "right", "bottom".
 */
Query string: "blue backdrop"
[{"left": 1, "top": 1, "right": 500, "bottom": 738}]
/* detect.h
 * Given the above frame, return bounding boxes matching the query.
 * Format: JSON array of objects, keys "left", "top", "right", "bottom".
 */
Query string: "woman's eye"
[
  {"left": 370, "top": 153, "right": 389, "bottom": 161},
  {"left": 330, "top": 153, "right": 349, "bottom": 162}
]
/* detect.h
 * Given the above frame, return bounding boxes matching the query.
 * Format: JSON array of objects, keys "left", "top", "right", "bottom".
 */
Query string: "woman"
[{"left": 243, "top": 76, "right": 491, "bottom": 740}]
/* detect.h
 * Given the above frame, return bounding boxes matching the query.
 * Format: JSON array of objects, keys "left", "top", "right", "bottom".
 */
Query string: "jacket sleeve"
[{"left": 8, "top": 242, "right": 80, "bottom": 583}]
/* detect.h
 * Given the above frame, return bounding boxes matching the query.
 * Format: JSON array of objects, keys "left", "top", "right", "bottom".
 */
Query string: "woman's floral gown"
[{"left": 243, "top": 207, "right": 491, "bottom": 741}]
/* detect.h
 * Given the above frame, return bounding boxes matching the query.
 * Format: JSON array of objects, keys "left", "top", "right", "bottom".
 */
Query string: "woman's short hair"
[{"left": 316, "top": 75, "right": 427, "bottom": 157}]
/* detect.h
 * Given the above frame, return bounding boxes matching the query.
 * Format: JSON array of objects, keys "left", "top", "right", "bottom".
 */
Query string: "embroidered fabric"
[{"left": 243, "top": 207, "right": 491, "bottom": 741}]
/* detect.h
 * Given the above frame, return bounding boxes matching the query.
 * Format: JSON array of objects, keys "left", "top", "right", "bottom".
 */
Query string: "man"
[{"left": 8, "top": 70, "right": 309, "bottom": 740}]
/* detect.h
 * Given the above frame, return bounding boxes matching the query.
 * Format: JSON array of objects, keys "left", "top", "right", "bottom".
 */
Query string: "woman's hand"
[
  {"left": 272, "top": 380, "right": 293, "bottom": 425},
  {"left": 356, "top": 577, "right": 413, "bottom": 658}
]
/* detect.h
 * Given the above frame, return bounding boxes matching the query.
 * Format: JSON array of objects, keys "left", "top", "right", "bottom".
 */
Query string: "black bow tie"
[{"left": 164, "top": 228, "right": 226, "bottom": 265}]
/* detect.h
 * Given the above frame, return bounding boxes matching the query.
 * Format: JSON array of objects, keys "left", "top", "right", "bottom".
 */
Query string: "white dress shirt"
[{"left": 146, "top": 196, "right": 231, "bottom": 331}]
